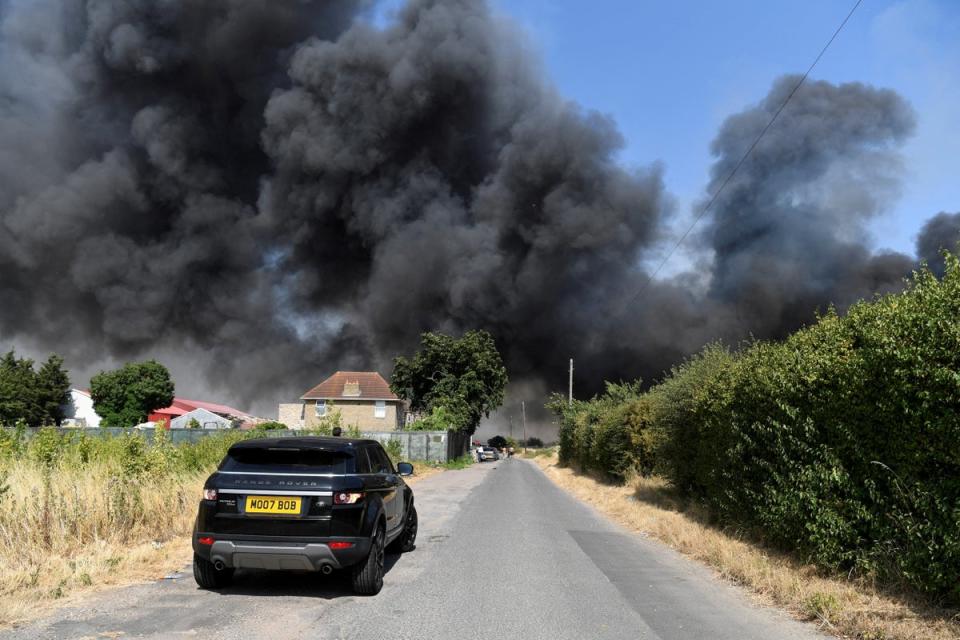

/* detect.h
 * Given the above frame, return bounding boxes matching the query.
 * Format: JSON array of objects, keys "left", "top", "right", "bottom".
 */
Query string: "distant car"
[
  {"left": 478, "top": 446, "right": 499, "bottom": 462},
  {"left": 192, "top": 436, "right": 418, "bottom": 595}
]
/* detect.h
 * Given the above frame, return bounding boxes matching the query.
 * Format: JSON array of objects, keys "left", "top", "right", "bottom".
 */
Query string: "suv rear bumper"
[{"left": 194, "top": 535, "right": 371, "bottom": 570}]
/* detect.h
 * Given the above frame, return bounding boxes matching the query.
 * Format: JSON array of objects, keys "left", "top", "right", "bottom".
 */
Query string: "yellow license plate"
[{"left": 245, "top": 496, "right": 301, "bottom": 515}]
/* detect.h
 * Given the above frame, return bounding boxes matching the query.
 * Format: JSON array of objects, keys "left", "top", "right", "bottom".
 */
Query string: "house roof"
[
  {"left": 301, "top": 371, "right": 399, "bottom": 401},
  {"left": 153, "top": 397, "right": 253, "bottom": 419},
  {"left": 171, "top": 407, "right": 233, "bottom": 428}
]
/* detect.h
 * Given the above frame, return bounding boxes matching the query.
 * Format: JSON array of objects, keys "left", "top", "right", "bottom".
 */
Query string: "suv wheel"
[
  {"left": 387, "top": 504, "right": 418, "bottom": 554},
  {"left": 352, "top": 525, "right": 385, "bottom": 595},
  {"left": 193, "top": 553, "right": 234, "bottom": 589}
]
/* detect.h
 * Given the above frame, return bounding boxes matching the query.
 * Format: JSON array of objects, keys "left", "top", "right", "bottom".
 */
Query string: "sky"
[{"left": 378, "top": 0, "right": 960, "bottom": 274}]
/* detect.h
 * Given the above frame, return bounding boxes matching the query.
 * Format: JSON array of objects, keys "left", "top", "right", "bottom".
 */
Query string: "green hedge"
[{"left": 553, "top": 255, "right": 960, "bottom": 602}]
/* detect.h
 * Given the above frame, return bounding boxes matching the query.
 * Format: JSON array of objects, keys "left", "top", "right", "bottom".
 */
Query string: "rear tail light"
[
  {"left": 203, "top": 489, "right": 217, "bottom": 500},
  {"left": 328, "top": 541, "right": 354, "bottom": 550},
  {"left": 198, "top": 536, "right": 215, "bottom": 546},
  {"left": 333, "top": 491, "right": 363, "bottom": 505}
]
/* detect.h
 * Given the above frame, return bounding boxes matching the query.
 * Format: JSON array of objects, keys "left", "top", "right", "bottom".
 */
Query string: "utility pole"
[
  {"left": 521, "top": 401, "right": 527, "bottom": 454},
  {"left": 569, "top": 358, "right": 574, "bottom": 407}
]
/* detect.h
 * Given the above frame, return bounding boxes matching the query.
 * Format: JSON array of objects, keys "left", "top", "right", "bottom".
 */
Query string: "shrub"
[
  {"left": 384, "top": 439, "right": 403, "bottom": 464},
  {"left": 550, "top": 381, "right": 643, "bottom": 481},
  {"left": 550, "top": 254, "right": 960, "bottom": 603}
]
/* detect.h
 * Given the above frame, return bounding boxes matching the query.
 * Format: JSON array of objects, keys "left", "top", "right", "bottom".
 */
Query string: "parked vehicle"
[
  {"left": 192, "top": 436, "right": 418, "bottom": 595},
  {"left": 478, "top": 446, "right": 499, "bottom": 462}
]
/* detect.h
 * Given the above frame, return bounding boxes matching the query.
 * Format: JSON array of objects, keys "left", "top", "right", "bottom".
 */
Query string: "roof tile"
[{"left": 301, "top": 371, "right": 399, "bottom": 401}]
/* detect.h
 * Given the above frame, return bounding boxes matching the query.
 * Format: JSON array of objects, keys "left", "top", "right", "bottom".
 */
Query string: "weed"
[
  {"left": 803, "top": 592, "right": 841, "bottom": 623},
  {"left": 384, "top": 439, "right": 403, "bottom": 464},
  {"left": 442, "top": 455, "right": 473, "bottom": 470}
]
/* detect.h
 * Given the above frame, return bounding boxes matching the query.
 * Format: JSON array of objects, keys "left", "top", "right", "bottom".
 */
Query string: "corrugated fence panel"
[{"left": 2, "top": 427, "right": 461, "bottom": 462}]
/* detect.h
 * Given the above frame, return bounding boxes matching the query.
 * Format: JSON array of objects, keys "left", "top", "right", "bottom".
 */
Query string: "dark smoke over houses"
[{"left": 0, "top": 0, "right": 953, "bottom": 425}]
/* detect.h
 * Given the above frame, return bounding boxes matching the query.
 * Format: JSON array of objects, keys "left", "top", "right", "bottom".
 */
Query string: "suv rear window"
[{"left": 220, "top": 447, "right": 353, "bottom": 474}]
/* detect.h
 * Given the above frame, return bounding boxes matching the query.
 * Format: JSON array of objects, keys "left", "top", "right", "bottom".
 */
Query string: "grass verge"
[
  {"left": 0, "top": 448, "right": 452, "bottom": 628},
  {"left": 529, "top": 454, "right": 960, "bottom": 640},
  {"left": 0, "top": 460, "right": 203, "bottom": 627}
]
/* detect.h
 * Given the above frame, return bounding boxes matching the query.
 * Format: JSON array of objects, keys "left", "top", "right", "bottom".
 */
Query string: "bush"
[
  {"left": 550, "top": 381, "right": 646, "bottom": 481},
  {"left": 550, "top": 255, "right": 960, "bottom": 603},
  {"left": 524, "top": 437, "right": 543, "bottom": 448},
  {"left": 257, "top": 421, "right": 287, "bottom": 430},
  {"left": 384, "top": 439, "right": 403, "bottom": 464}
]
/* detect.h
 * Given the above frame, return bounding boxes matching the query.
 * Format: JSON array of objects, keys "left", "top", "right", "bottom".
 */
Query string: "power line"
[{"left": 624, "top": 0, "right": 864, "bottom": 308}]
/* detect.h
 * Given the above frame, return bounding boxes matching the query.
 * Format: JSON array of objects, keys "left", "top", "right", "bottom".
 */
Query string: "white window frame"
[
  {"left": 315, "top": 400, "right": 327, "bottom": 417},
  {"left": 374, "top": 400, "right": 386, "bottom": 419}
]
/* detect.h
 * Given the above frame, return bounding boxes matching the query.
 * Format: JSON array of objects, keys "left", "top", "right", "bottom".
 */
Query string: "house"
[
  {"left": 150, "top": 398, "right": 254, "bottom": 429},
  {"left": 279, "top": 371, "right": 403, "bottom": 431},
  {"left": 60, "top": 388, "right": 102, "bottom": 428},
  {"left": 170, "top": 407, "right": 234, "bottom": 430}
]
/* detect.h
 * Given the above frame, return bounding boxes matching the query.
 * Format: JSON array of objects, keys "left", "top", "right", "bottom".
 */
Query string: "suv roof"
[{"left": 227, "top": 436, "right": 382, "bottom": 453}]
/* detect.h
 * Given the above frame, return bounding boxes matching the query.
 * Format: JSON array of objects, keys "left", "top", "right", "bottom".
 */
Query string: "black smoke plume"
[
  {"left": 0, "top": 0, "right": 948, "bottom": 430},
  {"left": 916, "top": 212, "right": 960, "bottom": 277}
]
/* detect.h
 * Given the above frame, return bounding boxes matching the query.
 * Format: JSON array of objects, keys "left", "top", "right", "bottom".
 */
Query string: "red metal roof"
[
  {"left": 300, "top": 371, "right": 399, "bottom": 401},
  {"left": 151, "top": 398, "right": 252, "bottom": 420}
]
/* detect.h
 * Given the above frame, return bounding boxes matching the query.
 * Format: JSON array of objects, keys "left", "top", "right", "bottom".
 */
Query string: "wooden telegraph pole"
[
  {"left": 569, "top": 358, "right": 574, "bottom": 407},
  {"left": 521, "top": 401, "right": 527, "bottom": 454}
]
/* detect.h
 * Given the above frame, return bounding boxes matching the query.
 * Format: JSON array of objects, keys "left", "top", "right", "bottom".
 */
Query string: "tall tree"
[
  {"left": 90, "top": 360, "right": 175, "bottom": 427},
  {"left": 0, "top": 350, "right": 70, "bottom": 427},
  {"left": 36, "top": 354, "right": 70, "bottom": 425},
  {"left": 0, "top": 351, "right": 35, "bottom": 426},
  {"left": 391, "top": 331, "right": 507, "bottom": 436}
]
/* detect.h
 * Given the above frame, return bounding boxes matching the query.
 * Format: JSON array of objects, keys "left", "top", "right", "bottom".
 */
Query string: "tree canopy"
[
  {"left": 0, "top": 350, "right": 71, "bottom": 427},
  {"left": 391, "top": 330, "right": 507, "bottom": 436},
  {"left": 90, "top": 360, "right": 175, "bottom": 428},
  {"left": 487, "top": 435, "right": 507, "bottom": 449}
]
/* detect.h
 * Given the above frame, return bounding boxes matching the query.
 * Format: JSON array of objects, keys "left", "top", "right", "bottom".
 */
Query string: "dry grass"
[
  {"left": 531, "top": 454, "right": 960, "bottom": 640},
  {"left": 0, "top": 457, "right": 448, "bottom": 628},
  {"left": 407, "top": 461, "right": 443, "bottom": 483},
  {"left": 0, "top": 460, "right": 204, "bottom": 627}
]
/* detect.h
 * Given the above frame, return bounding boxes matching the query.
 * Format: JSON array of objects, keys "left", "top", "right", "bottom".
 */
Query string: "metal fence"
[{"left": 2, "top": 427, "right": 470, "bottom": 462}]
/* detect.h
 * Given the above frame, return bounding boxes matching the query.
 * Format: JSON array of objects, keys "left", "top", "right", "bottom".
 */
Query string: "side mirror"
[{"left": 396, "top": 462, "right": 414, "bottom": 477}]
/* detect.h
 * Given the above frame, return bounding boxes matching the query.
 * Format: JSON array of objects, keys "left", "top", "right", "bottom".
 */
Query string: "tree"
[
  {"left": 0, "top": 350, "right": 71, "bottom": 427},
  {"left": 36, "top": 355, "right": 70, "bottom": 425},
  {"left": 90, "top": 360, "right": 174, "bottom": 427},
  {"left": 487, "top": 435, "right": 507, "bottom": 449},
  {"left": 391, "top": 330, "right": 507, "bottom": 436},
  {"left": 405, "top": 405, "right": 457, "bottom": 431},
  {"left": 0, "top": 351, "right": 36, "bottom": 426}
]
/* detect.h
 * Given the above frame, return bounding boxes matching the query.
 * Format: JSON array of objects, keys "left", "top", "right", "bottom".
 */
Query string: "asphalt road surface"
[{"left": 3, "top": 459, "right": 826, "bottom": 640}]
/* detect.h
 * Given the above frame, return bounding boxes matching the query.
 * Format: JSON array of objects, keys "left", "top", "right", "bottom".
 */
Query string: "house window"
[
  {"left": 374, "top": 401, "right": 386, "bottom": 419},
  {"left": 315, "top": 401, "right": 327, "bottom": 417}
]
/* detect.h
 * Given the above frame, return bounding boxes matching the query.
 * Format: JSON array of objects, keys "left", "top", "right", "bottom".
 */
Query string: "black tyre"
[
  {"left": 193, "top": 553, "right": 234, "bottom": 589},
  {"left": 352, "top": 525, "right": 385, "bottom": 595},
  {"left": 387, "top": 504, "right": 418, "bottom": 554}
]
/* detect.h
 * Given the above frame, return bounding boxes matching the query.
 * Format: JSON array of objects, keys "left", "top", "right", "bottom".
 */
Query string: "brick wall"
[
  {"left": 302, "top": 399, "right": 401, "bottom": 431},
  {"left": 277, "top": 403, "right": 305, "bottom": 429}
]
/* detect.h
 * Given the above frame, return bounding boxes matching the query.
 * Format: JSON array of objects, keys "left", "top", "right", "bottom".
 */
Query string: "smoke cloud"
[
  {"left": 916, "top": 212, "right": 960, "bottom": 277},
  {"left": 0, "top": 0, "right": 950, "bottom": 429}
]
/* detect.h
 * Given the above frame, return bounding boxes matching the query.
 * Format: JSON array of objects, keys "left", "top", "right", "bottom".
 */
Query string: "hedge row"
[{"left": 553, "top": 255, "right": 960, "bottom": 602}]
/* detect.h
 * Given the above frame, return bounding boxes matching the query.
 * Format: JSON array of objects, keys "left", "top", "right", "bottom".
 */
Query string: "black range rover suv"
[{"left": 192, "top": 436, "right": 418, "bottom": 595}]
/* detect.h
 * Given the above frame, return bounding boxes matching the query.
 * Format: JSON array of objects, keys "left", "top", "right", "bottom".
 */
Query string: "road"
[{"left": 3, "top": 459, "right": 826, "bottom": 640}]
